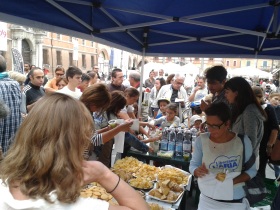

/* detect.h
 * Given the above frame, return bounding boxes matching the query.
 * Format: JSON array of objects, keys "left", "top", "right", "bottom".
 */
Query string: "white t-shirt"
[
  {"left": 57, "top": 86, "right": 82, "bottom": 99},
  {"left": 191, "top": 86, "right": 208, "bottom": 102},
  {"left": 0, "top": 181, "right": 109, "bottom": 210}
]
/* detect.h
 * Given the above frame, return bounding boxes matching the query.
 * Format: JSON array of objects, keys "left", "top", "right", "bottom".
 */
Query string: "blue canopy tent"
[
  {"left": 1, "top": 0, "right": 280, "bottom": 110},
  {"left": 0, "top": 0, "right": 280, "bottom": 59}
]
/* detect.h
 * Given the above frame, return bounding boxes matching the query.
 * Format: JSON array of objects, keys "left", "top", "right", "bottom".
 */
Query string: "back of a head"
[
  {"left": 0, "top": 55, "right": 7, "bottom": 73},
  {"left": 129, "top": 71, "right": 141, "bottom": 82},
  {"left": 205, "top": 102, "right": 231, "bottom": 123},
  {"left": 124, "top": 87, "right": 140, "bottom": 97},
  {"left": 205, "top": 65, "right": 227, "bottom": 83},
  {"left": 8, "top": 71, "right": 26, "bottom": 84},
  {"left": 81, "top": 73, "right": 91, "bottom": 82},
  {"left": 80, "top": 83, "right": 111, "bottom": 113},
  {"left": 1, "top": 93, "right": 93, "bottom": 203},
  {"left": 66, "top": 66, "right": 82, "bottom": 80},
  {"left": 107, "top": 91, "right": 126, "bottom": 115}
]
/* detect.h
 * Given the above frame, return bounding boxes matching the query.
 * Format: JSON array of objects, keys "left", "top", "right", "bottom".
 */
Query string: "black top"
[
  {"left": 261, "top": 104, "right": 279, "bottom": 147},
  {"left": 107, "top": 83, "right": 126, "bottom": 92},
  {"left": 22, "top": 83, "right": 45, "bottom": 106}
]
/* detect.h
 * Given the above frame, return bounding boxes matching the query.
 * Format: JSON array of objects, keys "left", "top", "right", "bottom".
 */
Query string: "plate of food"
[
  {"left": 148, "top": 179, "right": 184, "bottom": 204},
  {"left": 158, "top": 165, "right": 191, "bottom": 187},
  {"left": 80, "top": 183, "right": 113, "bottom": 202},
  {"left": 146, "top": 202, "right": 174, "bottom": 210},
  {"left": 128, "top": 177, "right": 154, "bottom": 191},
  {"left": 133, "top": 163, "right": 160, "bottom": 182}
]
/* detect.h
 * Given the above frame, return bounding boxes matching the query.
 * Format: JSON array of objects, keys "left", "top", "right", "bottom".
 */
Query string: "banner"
[
  {"left": 0, "top": 22, "right": 7, "bottom": 51},
  {"left": 11, "top": 48, "right": 24, "bottom": 74}
]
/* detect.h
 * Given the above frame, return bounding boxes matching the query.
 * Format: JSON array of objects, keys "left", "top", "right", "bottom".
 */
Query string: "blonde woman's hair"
[
  {"left": 0, "top": 93, "right": 94, "bottom": 203},
  {"left": 8, "top": 71, "right": 26, "bottom": 84}
]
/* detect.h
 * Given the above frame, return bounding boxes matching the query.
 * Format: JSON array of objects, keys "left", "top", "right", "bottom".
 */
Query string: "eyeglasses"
[
  {"left": 56, "top": 73, "right": 64, "bottom": 76},
  {"left": 205, "top": 121, "right": 225, "bottom": 130}
]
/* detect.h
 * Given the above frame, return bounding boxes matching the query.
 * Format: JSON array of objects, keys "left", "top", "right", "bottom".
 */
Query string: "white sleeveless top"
[{"left": 200, "top": 133, "right": 243, "bottom": 174}]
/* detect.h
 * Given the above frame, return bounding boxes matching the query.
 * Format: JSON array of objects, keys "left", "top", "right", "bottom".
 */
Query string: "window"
[
  {"left": 246, "top": 61, "right": 251, "bottom": 66},
  {"left": 57, "top": 34, "right": 61, "bottom": 40},
  {"left": 82, "top": 54, "right": 86, "bottom": 68},
  {"left": 69, "top": 52, "right": 73, "bottom": 66},
  {"left": 82, "top": 39, "right": 85, "bottom": 45},
  {"left": 91, "top": 41, "right": 94, "bottom": 47},
  {"left": 233, "top": 60, "right": 237, "bottom": 66},
  {"left": 263, "top": 61, "right": 267, "bottom": 67},
  {"left": 69, "top": 36, "right": 72, "bottom": 42},
  {"left": 226, "top": 60, "right": 230, "bottom": 66},
  {"left": 56, "top": 51, "right": 62, "bottom": 65},
  {"left": 91, "top": 56, "right": 94, "bottom": 68},
  {"left": 43, "top": 49, "right": 49, "bottom": 64}
]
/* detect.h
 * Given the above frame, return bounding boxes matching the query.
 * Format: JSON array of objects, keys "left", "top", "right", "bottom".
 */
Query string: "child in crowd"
[
  {"left": 155, "top": 98, "right": 170, "bottom": 119},
  {"left": 189, "top": 114, "right": 203, "bottom": 130},
  {"left": 152, "top": 103, "right": 180, "bottom": 129}
]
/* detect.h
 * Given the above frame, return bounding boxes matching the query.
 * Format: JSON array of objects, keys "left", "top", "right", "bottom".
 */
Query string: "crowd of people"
[{"left": 1, "top": 54, "right": 280, "bottom": 209}]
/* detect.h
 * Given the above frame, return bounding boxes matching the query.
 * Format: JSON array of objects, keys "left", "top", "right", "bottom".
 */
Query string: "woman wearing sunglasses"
[{"left": 189, "top": 102, "right": 257, "bottom": 210}]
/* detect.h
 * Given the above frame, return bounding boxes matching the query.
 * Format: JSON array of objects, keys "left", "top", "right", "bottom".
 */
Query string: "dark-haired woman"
[
  {"left": 189, "top": 102, "right": 256, "bottom": 210},
  {"left": 224, "top": 77, "right": 266, "bottom": 157}
]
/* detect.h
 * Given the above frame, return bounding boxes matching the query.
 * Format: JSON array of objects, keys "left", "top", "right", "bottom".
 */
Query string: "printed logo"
[{"left": 209, "top": 155, "right": 241, "bottom": 171}]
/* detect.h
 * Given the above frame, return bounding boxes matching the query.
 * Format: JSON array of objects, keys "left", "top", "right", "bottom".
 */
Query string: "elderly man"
[
  {"left": 155, "top": 74, "right": 188, "bottom": 122},
  {"left": 129, "top": 71, "right": 141, "bottom": 88},
  {"left": 156, "top": 74, "right": 188, "bottom": 108}
]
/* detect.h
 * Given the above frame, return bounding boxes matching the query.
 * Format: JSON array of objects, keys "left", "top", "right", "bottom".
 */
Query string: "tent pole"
[{"left": 138, "top": 47, "right": 146, "bottom": 119}]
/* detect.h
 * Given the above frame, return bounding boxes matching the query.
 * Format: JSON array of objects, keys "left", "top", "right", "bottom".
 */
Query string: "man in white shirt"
[
  {"left": 188, "top": 76, "right": 208, "bottom": 102},
  {"left": 57, "top": 66, "right": 82, "bottom": 99}
]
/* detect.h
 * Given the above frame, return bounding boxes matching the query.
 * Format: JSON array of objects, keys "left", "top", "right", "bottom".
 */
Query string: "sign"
[
  {"left": 11, "top": 48, "right": 24, "bottom": 74},
  {"left": 0, "top": 22, "right": 7, "bottom": 51},
  {"left": 73, "top": 38, "right": 78, "bottom": 61}
]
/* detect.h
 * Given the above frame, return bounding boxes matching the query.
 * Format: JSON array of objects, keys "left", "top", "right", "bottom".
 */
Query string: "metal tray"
[{"left": 148, "top": 189, "right": 184, "bottom": 204}]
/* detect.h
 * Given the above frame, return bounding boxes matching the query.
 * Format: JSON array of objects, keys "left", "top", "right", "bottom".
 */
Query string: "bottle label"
[{"left": 175, "top": 144, "right": 183, "bottom": 152}]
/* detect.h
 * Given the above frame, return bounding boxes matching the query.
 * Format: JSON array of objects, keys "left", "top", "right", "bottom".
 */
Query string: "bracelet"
[{"left": 107, "top": 175, "right": 120, "bottom": 193}]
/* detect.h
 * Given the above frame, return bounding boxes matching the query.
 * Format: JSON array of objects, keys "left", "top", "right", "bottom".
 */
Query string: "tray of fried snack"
[
  {"left": 80, "top": 182, "right": 113, "bottom": 202},
  {"left": 128, "top": 176, "right": 154, "bottom": 191},
  {"left": 147, "top": 202, "right": 174, "bottom": 210},
  {"left": 112, "top": 156, "right": 143, "bottom": 174},
  {"left": 158, "top": 165, "right": 191, "bottom": 187},
  {"left": 133, "top": 163, "right": 160, "bottom": 181},
  {"left": 148, "top": 179, "right": 184, "bottom": 204},
  {"left": 111, "top": 168, "right": 134, "bottom": 182}
]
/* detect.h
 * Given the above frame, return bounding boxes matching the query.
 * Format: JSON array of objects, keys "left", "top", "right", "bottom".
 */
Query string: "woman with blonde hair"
[{"left": 0, "top": 93, "right": 148, "bottom": 210}]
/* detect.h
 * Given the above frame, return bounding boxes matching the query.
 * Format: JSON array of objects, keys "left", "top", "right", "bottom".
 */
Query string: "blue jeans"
[{"left": 124, "top": 132, "right": 149, "bottom": 153}]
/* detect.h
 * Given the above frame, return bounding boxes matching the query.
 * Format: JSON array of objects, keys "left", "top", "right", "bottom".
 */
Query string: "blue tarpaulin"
[{"left": 0, "top": 0, "right": 280, "bottom": 58}]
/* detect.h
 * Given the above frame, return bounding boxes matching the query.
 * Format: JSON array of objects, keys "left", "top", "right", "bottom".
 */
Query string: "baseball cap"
[
  {"left": 157, "top": 97, "right": 170, "bottom": 107},
  {"left": 190, "top": 115, "right": 202, "bottom": 126}
]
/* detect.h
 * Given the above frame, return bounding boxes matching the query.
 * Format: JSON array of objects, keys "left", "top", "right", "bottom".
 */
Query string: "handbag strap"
[{"left": 238, "top": 134, "right": 256, "bottom": 172}]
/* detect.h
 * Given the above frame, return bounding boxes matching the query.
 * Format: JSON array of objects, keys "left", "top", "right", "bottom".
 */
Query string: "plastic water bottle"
[
  {"left": 183, "top": 131, "right": 192, "bottom": 154},
  {"left": 175, "top": 128, "right": 183, "bottom": 157},
  {"left": 168, "top": 128, "right": 176, "bottom": 151},
  {"left": 160, "top": 128, "right": 168, "bottom": 151}
]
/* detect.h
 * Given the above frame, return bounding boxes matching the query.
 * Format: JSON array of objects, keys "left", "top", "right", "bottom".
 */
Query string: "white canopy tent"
[{"left": 228, "top": 66, "right": 272, "bottom": 79}]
